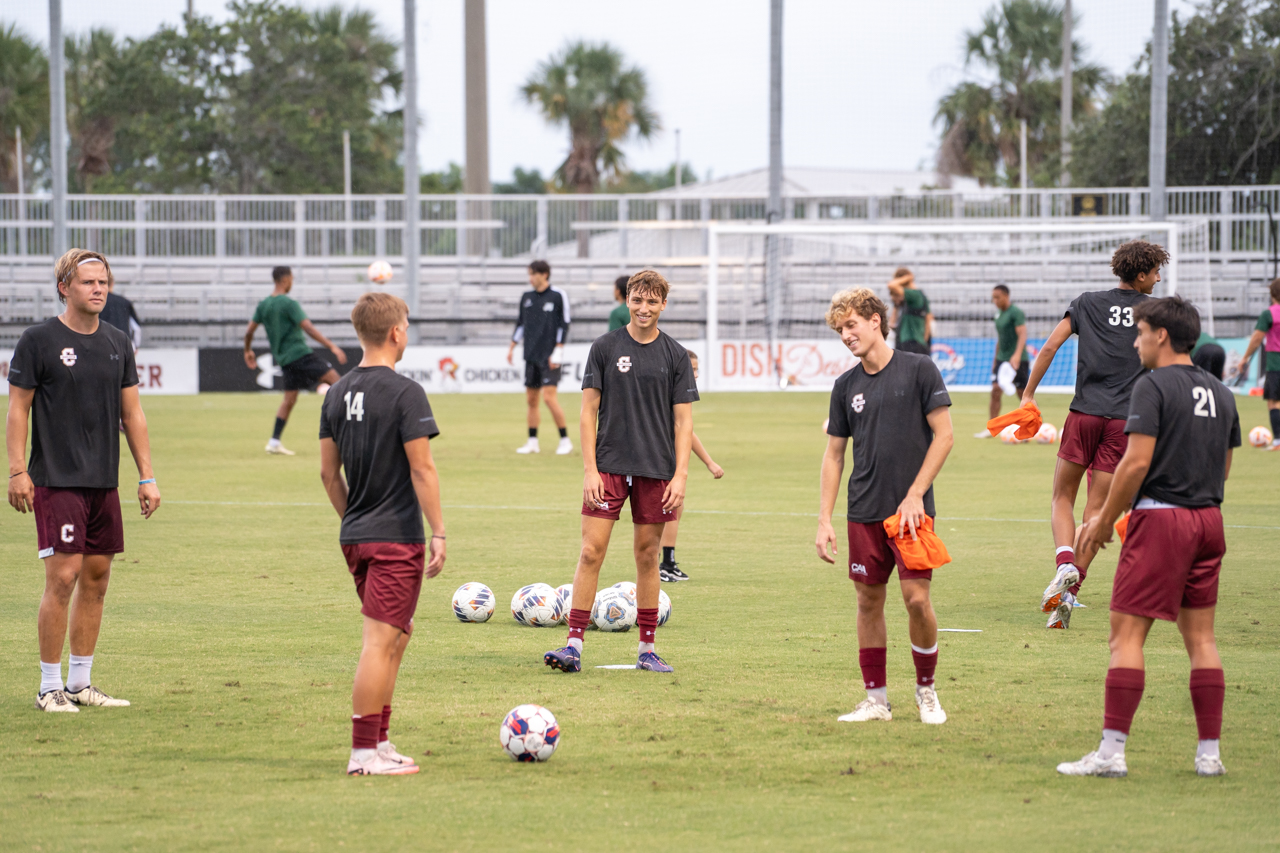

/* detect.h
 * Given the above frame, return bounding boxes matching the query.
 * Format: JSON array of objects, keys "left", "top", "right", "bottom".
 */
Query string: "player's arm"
[
  {"left": 925, "top": 312, "right": 934, "bottom": 343},
  {"left": 690, "top": 431, "right": 723, "bottom": 478},
  {"left": 405, "top": 437, "right": 446, "bottom": 577},
  {"left": 243, "top": 321, "right": 260, "bottom": 369},
  {"left": 1011, "top": 323, "right": 1028, "bottom": 369},
  {"left": 1237, "top": 329, "right": 1265, "bottom": 375},
  {"left": 507, "top": 306, "right": 525, "bottom": 365},
  {"left": 120, "top": 385, "right": 160, "bottom": 519},
  {"left": 1021, "top": 316, "right": 1073, "bottom": 406},
  {"left": 815, "top": 435, "right": 848, "bottom": 563},
  {"left": 319, "top": 437, "right": 347, "bottom": 517},
  {"left": 1078, "top": 434, "right": 1155, "bottom": 554},
  {"left": 549, "top": 293, "right": 569, "bottom": 369},
  {"left": 895, "top": 406, "right": 954, "bottom": 539},
  {"left": 6, "top": 386, "right": 35, "bottom": 513},
  {"left": 580, "top": 388, "right": 604, "bottom": 506},
  {"left": 662, "top": 402, "right": 694, "bottom": 512},
  {"left": 300, "top": 319, "right": 348, "bottom": 365},
  {"left": 886, "top": 275, "right": 909, "bottom": 300}
]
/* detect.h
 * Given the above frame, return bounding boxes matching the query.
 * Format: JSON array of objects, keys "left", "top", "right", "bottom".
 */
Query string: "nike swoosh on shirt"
[{"left": 420, "top": 417, "right": 435, "bottom": 423}]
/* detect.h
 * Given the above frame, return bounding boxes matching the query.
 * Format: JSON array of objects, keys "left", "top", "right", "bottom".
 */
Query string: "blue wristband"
[{"left": 139, "top": 478, "right": 156, "bottom": 485}]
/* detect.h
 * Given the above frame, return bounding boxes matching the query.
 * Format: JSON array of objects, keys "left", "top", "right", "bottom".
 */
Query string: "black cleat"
[{"left": 659, "top": 561, "right": 689, "bottom": 582}]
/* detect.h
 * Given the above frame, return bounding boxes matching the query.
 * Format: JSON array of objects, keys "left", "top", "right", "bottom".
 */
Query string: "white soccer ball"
[
  {"left": 511, "top": 583, "right": 561, "bottom": 627},
  {"left": 553, "top": 583, "right": 573, "bottom": 624},
  {"left": 657, "top": 589, "right": 672, "bottom": 626},
  {"left": 367, "top": 260, "right": 393, "bottom": 284},
  {"left": 999, "top": 424, "right": 1024, "bottom": 444},
  {"left": 499, "top": 704, "right": 560, "bottom": 762},
  {"left": 591, "top": 588, "right": 637, "bottom": 632},
  {"left": 1249, "top": 426, "right": 1273, "bottom": 448},
  {"left": 1035, "top": 422, "right": 1058, "bottom": 444},
  {"left": 451, "top": 582, "right": 495, "bottom": 623},
  {"left": 610, "top": 581, "right": 637, "bottom": 605}
]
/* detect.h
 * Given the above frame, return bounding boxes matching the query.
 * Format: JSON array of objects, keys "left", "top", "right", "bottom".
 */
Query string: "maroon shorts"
[
  {"left": 1058, "top": 411, "right": 1128, "bottom": 474},
  {"left": 1111, "top": 507, "right": 1225, "bottom": 621},
  {"left": 582, "top": 473, "right": 674, "bottom": 525},
  {"left": 846, "top": 521, "right": 933, "bottom": 585},
  {"left": 34, "top": 487, "right": 124, "bottom": 558},
  {"left": 341, "top": 542, "right": 426, "bottom": 633}
]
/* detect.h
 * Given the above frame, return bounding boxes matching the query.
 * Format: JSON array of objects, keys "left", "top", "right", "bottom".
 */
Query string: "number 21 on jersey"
[
  {"left": 1109, "top": 306, "right": 1134, "bottom": 327},
  {"left": 344, "top": 391, "right": 365, "bottom": 421},
  {"left": 1191, "top": 386, "right": 1217, "bottom": 418}
]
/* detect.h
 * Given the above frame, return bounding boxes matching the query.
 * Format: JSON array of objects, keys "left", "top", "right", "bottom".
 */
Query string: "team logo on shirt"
[
  {"left": 60, "top": 347, "right": 77, "bottom": 367},
  {"left": 542, "top": 303, "right": 555, "bottom": 312},
  {"left": 616, "top": 356, "right": 632, "bottom": 373},
  {"left": 851, "top": 393, "right": 866, "bottom": 413}
]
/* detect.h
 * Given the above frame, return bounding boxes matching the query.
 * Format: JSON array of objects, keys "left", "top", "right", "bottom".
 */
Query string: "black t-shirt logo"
[
  {"left": 852, "top": 393, "right": 866, "bottom": 413},
  {"left": 60, "top": 347, "right": 77, "bottom": 367},
  {"left": 617, "top": 356, "right": 632, "bottom": 373}
]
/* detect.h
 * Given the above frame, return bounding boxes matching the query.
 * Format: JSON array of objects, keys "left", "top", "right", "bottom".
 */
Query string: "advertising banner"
[{"left": 0, "top": 347, "right": 199, "bottom": 395}]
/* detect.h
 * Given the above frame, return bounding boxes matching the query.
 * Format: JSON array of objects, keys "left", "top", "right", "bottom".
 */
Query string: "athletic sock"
[
  {"left": 637, "top": 607, "right": 659, "bottom": 655},
  {"left": 911, "top": 643, "right": 938, "bottom": 687},
  {"left": 352, "top": 714, "right": 380, "bottom": 750},
  {"left": 1189, "top": 668, "right": 1225, "bottom": 741},
  {"left": 1097, "top": 728, "right": 1128, "bottom": 760},
  {"left": 39, "top": 661, "right": 63, "bottom": 696},
  {"left": 350, "top": 747, "right": 376, "bottom": 762},
  {"left": 378, "top": 705, "right": 392, "bottom": 744},
  {"left": 558, "top": 426, "right": 568, "bottom": 439},
  {"left": 272, "top": 417, "right": 286, "bottom": 441},
  {"left": 528, "top": 427, "right": 538, "bottom": 439},
  {"left": 1197, "top": 739, "right": 1221, "bottom": 761},
  {"left": 567, "top": 607, "right": 590, "bottom": 652},
  {"left": 66, "top": 654, "right": 93, "bottom": 693},
  {"left": 662, "top": 546, "right": 675, "bottom": 565},
  {"left": 859, "top": 647, "right": 887, "bottom": 692},
  {"left": 1103, "top": 667, "right": 1145, "bottom": 736},
  {"left": 867, "top": 686, "right": 888, "bottom": 706},
  {"left": 1055, "top": 546, "right": 1075, "bottom": 568},
  {"left": 1270, "top": 408, "right": 1280, "bottom": 438}
]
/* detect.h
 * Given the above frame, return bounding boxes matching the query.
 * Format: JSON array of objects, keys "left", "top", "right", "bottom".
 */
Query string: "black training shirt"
[
  {"left": 1124, "top": 364, "right": 1240, "bottom": 508},
  {"left": 512, "top": 287, "right": 570, "bottom": 364},
  {"left": 826, "top": 351, "right": 951, "bottom": 524},
  {"left": 582, "top": 327, "right": 699, "bottom": 481},
  {"left": 100, "top": 292, "right": 142, "bottom": 350},
  {"left": 1066, "top": 288, "right": 1150, "bottom": 419},
  {"left": 9, "top": 317, "right": 139, "bottom": 488},
  {"left": 319, "top": 366, "right": 440, "bottom": 544}
]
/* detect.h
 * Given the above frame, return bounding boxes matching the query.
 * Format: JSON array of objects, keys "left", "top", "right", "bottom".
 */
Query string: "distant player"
[
  {"left": 507, "top": 260, "right": 572, "bottom": 455},
  {"left": 319, "top": 292, "right": 446, "bottom": 776},
  {"left": 816, "top": 288, "right": 954, "bottom": 725},
  {"left": 886, "top": 267, "right": 932, "bottom": 356},
  {"left": 7, "top": 249, "right": 161, "bottom": 712},
  {"left": 608, "top": 275, "right": 630, "bottom": 331},
  {"left": 544, "top": 269, "right": 697, "bottom": 674},
  {"left": 1190, "top": 329, "right": 1225, "bottom": 381},
  {"left": 976, "top": 284, "right": 1028, "bottom": 437},
  {"left": 1235, "top": 277, "right": 1280, "bottom": 448},
  {"left": 659, "top": 349, "right": 725, "bottom": 583},
  {"left": 244, "top": 266, "right": 347, "bottom": 456},
  {"left": 1021, "top": 240, "right": 1168, "bottom": 628},
  {"left": 1059, "top": 296, "right": 1238, "bottom": 778},
  {"left": 99, "top": 273, "right": 142, "bottom": 352}
]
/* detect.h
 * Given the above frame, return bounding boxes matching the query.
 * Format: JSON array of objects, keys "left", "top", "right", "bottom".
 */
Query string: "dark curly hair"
[{"left": 1111, "top": 240, "right": 1170, "bottom": 283}]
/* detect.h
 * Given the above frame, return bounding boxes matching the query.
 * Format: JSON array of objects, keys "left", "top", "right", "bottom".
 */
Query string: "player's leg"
[
  {"left": 1071, "top": 468, "right": 1114, "bottom": 585},
  {"left": 517, "top": 383, "right": 541, "bottom": 453},
  {"left": 1269, "top": 398, "right": 1280, "bottom": 449},
  {"left": 1179, "top": 607, "right": 1226, "bottom": 775},
  {"left": 36, "top": 552, "right": 82, "bottom": 711},
  {"left": 62, "top": 553, "right": 128, "bottom": 707},
  {"left": 659, "top": 505, "right": 688, "bottom": 582},
  {"left": 838, "top": 580, "right": 894, "bottom": 722},
  {"left": 1043, "top": 456, "right": 1087, "bottom": 621},
  {"left": 632, "top": 521, "right": 671, "bottom": 671},
  {"left": 546, "top": 515, "right": 616, "bottom": 671},
  {"left": 541, "top": 384, "right": 572, "bottom": 455},
  {"left": 318, "top": 368, "right": 341, "bottom": 386},
  {"left": 349, "top": 616, "right": 416, "bottom": 775},
  {"left": 267, "top": 390, "right": 300, "bottom": 455},
  {"left": 900, "top": 575, "right": 946, "bottom": 724}
]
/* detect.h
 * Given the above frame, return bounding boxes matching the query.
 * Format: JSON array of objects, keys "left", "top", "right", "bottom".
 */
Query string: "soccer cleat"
[
  {"left": 1269, "top": 440, "right": 1280, "bottom": 451},
  {"left": 837, "top": 698, "right": 892, "bottom": 722},
  {"left": 65, "top": 685, "right": 130, "bottom": 707},
  {"left": 556, "top": 437, "right": 573, "bottom": 455},
  {"left": 916, "top": 686, "right": 947, "bottom": 724},
  {"left": 265, "top": 442, "right": 296, "bottom": 456},
  {"left": 347, "top": 751, "right": 420, "bottom": 776},
  {"left": 516, "top": 438, "right": 540, "bottom": 455},
  {"left": 636, "top": 652, "right": 673, "bottom": 672},
  {"left": 34, "top": 690, "right": 79, "bottom": 713},
  {"left": 1042, "top": 564, "right": 1081, "bottom": 612},
  {"left": 973, "top": 429, "right": 993, "bottom": 439},
  {"left": 1195, "top": 754, "right": 1226, "bottom": 777},
  {"left": 377, "top": 741, "right": 417, "bottom": 767},
  {"left": 1056, "top": 751, "right": 1128, "bottom": 777},
  {"left": 1046, "top": 599, "right": 1073, "bottom": 629},
  {"left": 543, "top": 646, "right": 581, "bottom": 673},
  {"left": 1070, "top": 593, "right": 1088, "bottom": 609},
  {"left": 659, "top": 561, "right": 689, "bottom": 582}
]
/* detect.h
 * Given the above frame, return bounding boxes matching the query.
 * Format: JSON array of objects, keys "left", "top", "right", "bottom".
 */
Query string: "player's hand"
[
  {"left": 506, "top": 346, "right": 515, "bottom": 366},
  {"left": 583, "top": 470, "right": 605, "bottom": 509},
  {"left": 1010, "top": 357, "right": 1021, "bottom": 370},
  {"left": 661, "top": 474, "right": 687, "bottom": 513},
  {"left": 895, "top": 493, "right": 926, "bottom": 540},
  {"left": 244, "top": 349, "right": 257, "bottom": 370},
  {"left": 331, "top": 345, "right": 348, "bottom": 365},
  {"left": 426, "top": 536, "right": 446, "bottom": 577},
  {"left": 8, "top": 472, "right": 34, "bottom": 514},
  {"left": 1020, "top": 392, "right": 1035, "bottom": 409},
  {"left": 1076, "top": 516, "right": 1112, "bottom": 554},
  {"left": 1236, "top": 357, "right": 1249, "bottom": 377},
  {"left": 138, "top": 481, "right": 161, "bottom": 519},
  {"left": 708, "top": 462, "right": 724, "bottom": 479},
  {"left": 815, "top": 520, "right": 838, "bottom": 564}
]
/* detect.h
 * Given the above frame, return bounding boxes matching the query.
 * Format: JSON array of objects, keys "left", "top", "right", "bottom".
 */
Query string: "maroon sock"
[
  {"left": 1189, "top": 668, "right": 1225, "bottom": 740},
  {"left": 567, "top": 608, "right": 590, "bottom": 643},
  {"left": 379, "top": 705, "right": 391, "bottom": 743},
  {"left": 352, "top": 713, "right": 380, "bottom": 750},
  {"left": 1056, "top": 548, "right": 1075, "bottom": 567},
  {"left": 1103, "top": 667, "right": 1145, "bottom": 734},
  {"left": 637, "top": 607, "right": 659, "bottom": 645},
  {"left": 859, "top": 647, "right": 887, "bottom": 690},
  {"left": 912, "top": 647, "right": 938, "bottom": 687}
]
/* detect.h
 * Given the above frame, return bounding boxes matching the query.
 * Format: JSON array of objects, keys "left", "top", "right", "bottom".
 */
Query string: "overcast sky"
[{"left": 8, "top": 0, "right": 1196, "bottom": 184}]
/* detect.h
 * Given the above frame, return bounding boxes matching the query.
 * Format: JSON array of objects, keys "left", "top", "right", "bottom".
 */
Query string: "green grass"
[{"left": 1, "top": 390, "right": 1277, "bottom": 851}]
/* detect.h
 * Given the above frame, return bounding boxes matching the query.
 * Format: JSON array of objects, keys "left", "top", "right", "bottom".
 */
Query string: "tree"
[
  {"left": 934, "top": 0, "right": 1105, "bottom": 187},
  {"left": 421, "top": 163, "right": 463, "bottom": 193},
  {"left": 494, "top": 166, "right": 548, "bottom": 194},
  {"left": 0, "top": 24, "right": 48, "bottom": 193},
  {"left": 605, "top": 162, "right": 699, "bottom": 193}
]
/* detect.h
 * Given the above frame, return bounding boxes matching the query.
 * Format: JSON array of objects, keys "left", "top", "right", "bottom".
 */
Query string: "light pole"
[
  {"left": 765, "top": 0, "right": 783, "bottom": 376},
  {"left": 403, "top": 0, "right": 420, "bottom": 341},
  {"left": 49, "top": 0, "right": 68, "bottom": 258},
  {"left": 1060, "top": 0, "right": 1072, "bottom": 188},
  {"left": 1149, "top": 0, "right": 1169, "bottom": 221}
]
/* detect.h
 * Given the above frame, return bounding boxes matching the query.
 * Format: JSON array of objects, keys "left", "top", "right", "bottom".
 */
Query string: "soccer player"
[
  {"left": 507, "top": 260, "right": 572, "bottom": 455},
  {"left": 544, "top": 269, "right": 697, "bottom": 674},
  {"left": 976, "top": 284, "right": 1028, "bottom": 437},
  {"left": 319, "top": 292, "right": 446, "bottom": 776},
  {"left": 1021, "top": 240, "right": 1168, "bottom": 628},
  {"left": 244, "top": 265, "right": 348, "bottom": 456},
  {"left": 100, "top": 273, "right": 142, "bottom": 352},
  {"left": 886, "top": 267, "right": 932, "bottom": 356},
  {"left": 608, "top": 275, "right": 630, "bottom": 331},
  {"left": 659, "top": 349, "right": 725, "bottom": 583},
  {"left": 815, "top": 287, "right": 954, "bottom": 725},
  {"left": 1190, "top": 329, "right": 1226, "bottom": 381},
  {"left": 1059, "top": 296, "right": 1238, "bottom": 778},
  {"left": 1235, "top": 277, "right": 1280, "bottom": 448},
  {"left": 6, "top": 249, "right": 161, "bottom": 712}
]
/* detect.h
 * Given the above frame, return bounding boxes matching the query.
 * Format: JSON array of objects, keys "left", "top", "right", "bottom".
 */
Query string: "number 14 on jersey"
[{"left": 344, "top": 391, "right": 365, "bottom": 421}]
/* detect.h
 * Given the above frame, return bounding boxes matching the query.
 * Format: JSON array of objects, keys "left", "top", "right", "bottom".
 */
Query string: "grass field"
[{"left": 1, "top": 389, "right": 1278, "bottom": 851}]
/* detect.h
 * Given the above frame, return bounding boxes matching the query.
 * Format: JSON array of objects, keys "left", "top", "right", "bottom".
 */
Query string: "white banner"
[
  {"left": 711, "top": 340, "right": 856, "bottom": 392},
  {"left": 0, "top": 348, "right": 199, "bottom": 395}
]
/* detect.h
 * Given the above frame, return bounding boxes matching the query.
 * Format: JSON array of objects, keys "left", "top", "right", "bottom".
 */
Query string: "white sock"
[
  {"left": 867, "top": 686, "right": 888, "bottom": 706},
  {"left": 1196, "top": 739, "right": 1220, "bottom": 760},
  {"left": 350, "top": 747, "right": 375, "bottom": 762},
  {"left": 1097, "top": 728, "right": 1128, "bottom": 760},
  {"left": 267, "top": 437, "right": 281, "bottom": 447},
  {"left": 638, "top": 642, "right": 655, "bottom": 655},
  {"left": 40, "top": 661, "right": 63, "bottom": 695},
  {"left": 567, "top": 638, "right": 582, "bottom": 653},
  {"left": 66, "top": 655, "right": 93, "bottom": 693}
]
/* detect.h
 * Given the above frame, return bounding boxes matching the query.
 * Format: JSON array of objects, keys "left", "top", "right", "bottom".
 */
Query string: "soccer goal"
[{"left": 703, "top": 219, "right": 1212, "bottom": 391}]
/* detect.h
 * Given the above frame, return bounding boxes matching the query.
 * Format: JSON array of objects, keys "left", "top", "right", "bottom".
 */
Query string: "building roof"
[{"left": 662, "top": 166, "right": 982, "bottom": 197}]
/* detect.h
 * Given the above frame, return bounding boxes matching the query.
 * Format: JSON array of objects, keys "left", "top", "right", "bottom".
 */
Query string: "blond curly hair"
[
  {"left": 825, "top": 287, "right": 888, "bottom": 334},
  {"left": 54, "top": 248, "right": 111, "bottom": 304}
]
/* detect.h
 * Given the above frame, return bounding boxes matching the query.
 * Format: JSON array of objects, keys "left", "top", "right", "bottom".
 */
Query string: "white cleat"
[
  {"left": 837, "top": 698, "right": 892, "bottom": 722},
  {"left": 1042, "top": 564, "right": 1080, "bottom": 612},
  {"left": 916, "top": 686, "right": 947, "bottom": 724},
  {"left": 65, "top": 685, "right": 131, "bottom": 707},
  {"left": 1195, "top": 754, "right": 1226, "bottom": 777},
  {"left": 34, "top": 690, "right": 79, "bottom": 713},
  {"left": 347, "top": 751, "right": 419, "bottom": 776},
  {"left": 556, "top": 437, "right": 573, "bottom": 455},
  {"left": 377, "top": 741, "right": 417, "bottom": 768},
  {"left": 265, "top": 442, "right": 296, "bottom": 456},
  {"left": 516, "top": 438, "right": 540, "bottom": 455},
  {"left": 973, "top": 429, "right": 993, "bottom": 439},
  {"left": 1057, "top": 750, "right": 1128, "bottom": 777},
  {"left": 1046, "top": 600, "right": 1072, "bottom": 629}
]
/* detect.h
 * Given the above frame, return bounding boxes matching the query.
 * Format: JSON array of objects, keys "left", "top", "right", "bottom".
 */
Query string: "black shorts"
[
  {"left": 991, "top": 357, "right": 1030, "bottom": 393},
  {"left": 896, "top": 339, "right": 930, "bottom": 356},
  {"left": 1265, "top": 370, "right": 1280, "bottom": 402},
  {"left": 281, "top": 352, "right": 334, "bottom": 391},
  {"left": 524, "top": 359, "right": 562, "bottom": 389},
  {"left": 1191, "top": 344, "right": 1226, "bottom": 381}
]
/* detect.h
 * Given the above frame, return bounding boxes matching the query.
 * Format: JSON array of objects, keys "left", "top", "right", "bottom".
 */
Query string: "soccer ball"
[
  {"left": 610, "top": 580, "right": 637, "bottom": 605},
  {"left": 1035, "top": 423, "right": 1058, "bottom": 444},
  {"left": 451, "top": 582, "right": 495, "bottom": 622},
  {"left": 999, "top": 424, "right": 1024, "bottom": 444},
  {"left": 657, "top": 589, "right": 672, "bottom": 626},
  {"left": 591, "top": 588, "right": 637, "bottom": 632},
  {"left": 553, "top": 583, "right": 573, "bottom": 624},
  {"left": 511, "top": 583, "right": 561, "bottom": 627},
  {"left": 367, "top": 260, "right": 393, "bottom": 284},
  {"left": 499, "top": 704, "right": 560, "bottom": 762},
  {"left": 1249, "top": 426, "right": 1274, "bottom": 447}
]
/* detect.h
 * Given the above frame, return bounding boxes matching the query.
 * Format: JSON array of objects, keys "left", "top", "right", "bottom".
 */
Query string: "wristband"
[
  {"left": 139, "top": 478, "right": 156, "bottom": 485},
  {"left": 9, "top": 471, "right": 26, "bottom": 479},
  {"left": 432, "top": 534, "right": 446, "bottom": 540}
]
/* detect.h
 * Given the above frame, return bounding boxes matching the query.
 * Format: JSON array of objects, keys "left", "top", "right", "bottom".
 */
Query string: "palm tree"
[
  {"left": 523, "top": 41, "right": 658, "bottom": 255},
  {"left": 935, "top": 0, "right": 1105, "bottom": 187},
  {"left": 65, "top": 29, "right": 125, "bottom": 193},
  {"left": 0, "top": 24, "right": 48, "bottom": 193}
]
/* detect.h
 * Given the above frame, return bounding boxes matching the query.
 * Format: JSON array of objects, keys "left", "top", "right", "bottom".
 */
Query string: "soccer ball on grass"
[
  {"left": 553, "top": 583, "right": 573, "bottom": 624},
  {"left": 499, "top": 704, "right": 560, "bottom": 762},
  {"left": 591, "top": 588, "right": 637, "bottom": 632},
  {"left": 1249, "top": 426, "right": 1273, "bottom": 448},
  {"left": 1035, "top": 423, "right": 1058, "bottom": 444},
  {"left": 451, "top": 582, "right": 495, "bottom": 622},
  {"left": 511, "top": 583, "right": 561, "bottom": 627},
  {"left": 999, "top": 424, "right": 1025, "bottom": 444},
  {"left": 610, "top": 580, "right": 637, "bottom": 604},
  {"left": 657, "top": 589, "right": 672, "bottom": 626}
]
